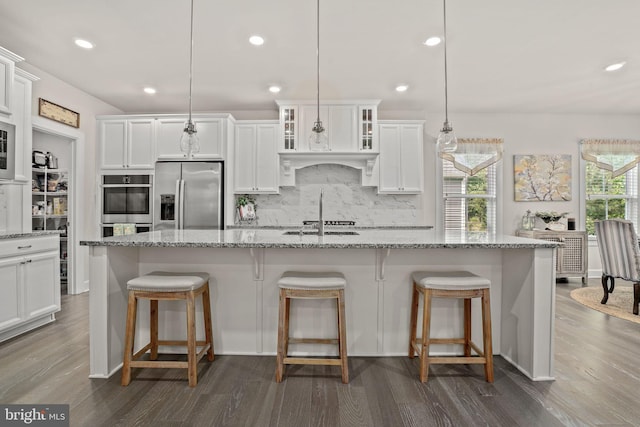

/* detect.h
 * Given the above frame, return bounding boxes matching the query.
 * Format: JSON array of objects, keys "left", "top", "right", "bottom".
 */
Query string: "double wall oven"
[{"left": 101, "top": 174, "right": 153, "bottom": 237}]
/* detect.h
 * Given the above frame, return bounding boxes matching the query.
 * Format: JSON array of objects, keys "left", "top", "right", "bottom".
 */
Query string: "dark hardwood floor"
[{"left": 1, "top": 278, "right": 639, "bottom": 426}]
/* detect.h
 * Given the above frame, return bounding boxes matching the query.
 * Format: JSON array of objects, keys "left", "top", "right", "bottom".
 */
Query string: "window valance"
[
  {"left": 438, "top": 138, "right": 503, "bottom": 176},
  {"left": 581, "top": 139, "right": 640, "bottom": 178}
]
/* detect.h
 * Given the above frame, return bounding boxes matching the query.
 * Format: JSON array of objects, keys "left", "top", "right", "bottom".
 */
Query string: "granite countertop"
[
  {"left": 80, "top": 229, "right": 559, "bottom": 249},
  {"left": 227, "top": 224, "right": 434, "bottom": 230},
  {"left": 0, "top": 231, "right": 62, "bottom": 240}
]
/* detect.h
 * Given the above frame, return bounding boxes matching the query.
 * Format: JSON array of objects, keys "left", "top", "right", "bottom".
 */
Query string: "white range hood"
[{"left": 279, "top": 151, "right": 379, "bottom": 187}]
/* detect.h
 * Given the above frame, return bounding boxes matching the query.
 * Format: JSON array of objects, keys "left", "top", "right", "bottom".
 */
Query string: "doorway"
[{"left": 30, "top": 116, "right": 86, "bottom": 295}]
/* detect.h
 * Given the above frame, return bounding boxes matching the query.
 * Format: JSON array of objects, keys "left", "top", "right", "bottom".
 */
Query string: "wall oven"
[{"left": 101, "top": 174, "right": 152, "bottom": 224}]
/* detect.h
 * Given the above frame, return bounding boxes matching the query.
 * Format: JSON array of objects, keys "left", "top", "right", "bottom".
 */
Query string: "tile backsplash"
[{"left": 241, "top": 164, "right": 422, "bottom": 226}]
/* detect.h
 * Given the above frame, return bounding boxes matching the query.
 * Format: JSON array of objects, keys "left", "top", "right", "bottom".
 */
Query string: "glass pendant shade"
[
  {"left": 180, "top": 121, "right": 200, "bottom": 157},
  {"left": 309, "top": 121, "right": 329, "bottom": 151},
  {"left": 436, "top": 121, "right": 457, "bottom": 153}
]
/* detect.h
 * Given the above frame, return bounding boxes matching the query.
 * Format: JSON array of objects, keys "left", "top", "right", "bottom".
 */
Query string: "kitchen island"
[{"left": 81, "top": 228, "right": 559, "bottom": 381}]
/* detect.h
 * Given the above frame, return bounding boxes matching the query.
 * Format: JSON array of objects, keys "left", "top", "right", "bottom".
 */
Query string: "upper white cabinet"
[
  {"left": 234, "top": 122, "right": 279, "bottom": 193},
  {"left": 277, "top": 100, "right": 379, "bottom": 153},
  {"left": 13, "top": 68, "right": 38, "bottom": 182},
  {"left": 0, "top": 46, "right": 23, "bottom": 117},
  {"left": 156, "top": 114, "right": 229, "bottom": 160},
  {"left": 98, "top": 118, "right": 154, "bottom": 170},
  {"left": 98, "top": 114, "right": 233, "bottom": 171},
  {"left": 378, "top": 121, "right": 424, "bottom": 194}
]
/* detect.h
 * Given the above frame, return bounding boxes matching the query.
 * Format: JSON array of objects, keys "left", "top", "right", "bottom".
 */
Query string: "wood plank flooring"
[{"left": 1, "top": 278, "right": 639, "bottom": 426}]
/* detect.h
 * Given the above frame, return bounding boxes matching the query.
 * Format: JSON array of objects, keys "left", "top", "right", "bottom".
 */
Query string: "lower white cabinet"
[
  {"left": 234, "top": 122, "right": 279, "bottom": 193},
  {"left": 378, "top": 121, "right": 424, "bottom": 193},
  {"left": 0, "top": 234, "right": 60, "bottom": 342}
]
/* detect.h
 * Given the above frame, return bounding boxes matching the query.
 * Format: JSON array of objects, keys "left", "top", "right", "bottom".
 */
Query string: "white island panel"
[{"left": 84, "top": 229, "right": 557, "bottom": 381}]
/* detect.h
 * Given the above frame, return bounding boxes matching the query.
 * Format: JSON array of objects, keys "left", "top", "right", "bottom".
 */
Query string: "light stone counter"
[
  {"left": 0, "top": 230, "right": 61, "bottom": 240},
  {"left": 82, "top": 229, "right": 558, "bottom": 382},
  {"left": 80, "top": 229, "right": 557, "bottom": 249}
]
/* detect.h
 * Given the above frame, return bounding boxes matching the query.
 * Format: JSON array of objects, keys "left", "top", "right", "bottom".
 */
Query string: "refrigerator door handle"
[
  {"left": 175, "top": 179, "right": 181, "bottom": 229},
  {"left": 179, "top": 179, "right": 186, "bottom": 229}
]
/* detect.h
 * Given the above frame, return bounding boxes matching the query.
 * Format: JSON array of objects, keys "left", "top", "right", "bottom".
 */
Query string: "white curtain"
[
  {"left": 580, "top": 139, "right": 640, "bottom": 178},
  {"left": 439, "top": 138, "right": 504, "bottom": 176}
]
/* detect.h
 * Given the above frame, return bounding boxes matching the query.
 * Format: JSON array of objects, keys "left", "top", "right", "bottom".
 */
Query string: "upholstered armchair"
[{"left": 594, "top": 219, "right": 640, "bottom": 315}]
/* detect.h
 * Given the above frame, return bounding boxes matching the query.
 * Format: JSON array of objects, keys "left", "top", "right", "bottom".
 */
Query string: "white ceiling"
[{"left": 0, "top": 0, "right": 638, "bottom": 116}]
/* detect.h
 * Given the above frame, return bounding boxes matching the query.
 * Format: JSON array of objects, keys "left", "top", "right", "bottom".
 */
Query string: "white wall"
[
  {"left": 19, "top": 63, "right": 124, "bottom": 240},
  {"left": 420, "top": 112, "right": 640, "bottom": 234}
]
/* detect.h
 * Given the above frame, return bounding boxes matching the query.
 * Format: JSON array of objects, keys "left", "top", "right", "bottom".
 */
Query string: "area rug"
[{"left": 570, "top": 286, "right": 640, "bottom": 324}]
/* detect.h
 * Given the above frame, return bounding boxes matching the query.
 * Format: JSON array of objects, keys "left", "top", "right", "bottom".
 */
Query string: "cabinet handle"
[
  {"left": 26, "top": 259, "right": 32, "bottom": 263},
  {"left": 17, "top": 245, "right": 32, "bottom": 250}
]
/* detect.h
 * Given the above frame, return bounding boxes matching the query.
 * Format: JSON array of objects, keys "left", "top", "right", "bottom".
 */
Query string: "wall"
[
  {"left": 418, "top": 112, "right": 640, "bottom": 232},
  {"left": 421, "top": 112, "right": 640, "bottom": 277},
  {"left": 247, "top": 164, "right": 424, "bottom": 226},
  {"left": 18, "top": 62, "right": 124, "bottom": 240}
]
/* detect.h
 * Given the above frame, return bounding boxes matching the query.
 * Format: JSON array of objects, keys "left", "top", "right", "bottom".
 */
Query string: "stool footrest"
[
  {"left": 428, "top": 356, "right": 488, "bottom": 365},
  {"left": 411, "top": 341, "right": 486, "bottom": 358},
  {"left": 130, "top": 343, "right": 211, "bottom": 367},
  {"left": 288, "top": 338, "right": 339, "bottom": 345},
  {"left": 284, "top": 357, "right": 343, "bottom": 366}
]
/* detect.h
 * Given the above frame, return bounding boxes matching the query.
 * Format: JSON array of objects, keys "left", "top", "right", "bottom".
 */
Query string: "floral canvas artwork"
[{"left": 514, "top": 154, "right": 572, "bottom": 201}]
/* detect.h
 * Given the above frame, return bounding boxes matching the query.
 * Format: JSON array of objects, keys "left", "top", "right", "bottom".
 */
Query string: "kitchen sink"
[{"left": 283, "top": 230, "right": 359, "bottom": 236}]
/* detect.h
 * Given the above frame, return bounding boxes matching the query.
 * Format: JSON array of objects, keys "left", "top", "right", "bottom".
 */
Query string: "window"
[
  {"left": 584, "top": 162, "right": 638, "bottom": 236},
  {"left": 438, "top": 138, "right": 503, "bottom": 234},
  {"left": 443, "top": 161, "right": 497, "bottom": 233},
  {"left": 581, "top": 139, "right": 640, "bottom": 236}
]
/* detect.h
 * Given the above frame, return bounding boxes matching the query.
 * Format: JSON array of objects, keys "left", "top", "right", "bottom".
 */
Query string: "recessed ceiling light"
[
  {"left": 424, "top": 36, "right": 441, "bottom": 47},
  {"left": 604, "top": 61, "right": 626, "bottom": 72},
  {"left": 143, "top": 87, "right": 157, "bottom": 95},
  {"left": 269, "top": 85, "right": 281, "bottom": 93},
  {"left": 249, "top": 35, "right": 265, "bottom": 46},
  {"left": 74, "top": 38, "right": 94, "bottom": 49},
  {"left": 396, "top": 85, "right": 409, "bottom": 92}
]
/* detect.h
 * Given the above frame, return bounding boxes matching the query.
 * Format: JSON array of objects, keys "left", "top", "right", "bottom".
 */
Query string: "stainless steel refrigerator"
[{"left": 154, "top": 161, "right": 224, "bottom": 230}]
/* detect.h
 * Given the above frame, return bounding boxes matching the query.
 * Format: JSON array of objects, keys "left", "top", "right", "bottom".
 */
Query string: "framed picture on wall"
[{"left": 514, "top": 154, "right": 572, "bottom": 201}]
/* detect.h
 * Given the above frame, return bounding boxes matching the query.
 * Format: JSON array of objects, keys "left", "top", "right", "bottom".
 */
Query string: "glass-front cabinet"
[
  {"left": 276, "top": 100, "right": 379, "bottom": 153},
  {"left": 31, "top": 167, "right": 69, "bottom": 286}
]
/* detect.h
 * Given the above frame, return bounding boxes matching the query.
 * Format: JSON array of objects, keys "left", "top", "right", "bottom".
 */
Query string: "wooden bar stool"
[
  {"left": 408, "top": 270, "right": 493, "bottom": 383},
  {"left": 275, "top": 271, "right": 349, "bottom": 384},
  {"left": 121, "top": 271, "right": 214, "bottom": 387}
]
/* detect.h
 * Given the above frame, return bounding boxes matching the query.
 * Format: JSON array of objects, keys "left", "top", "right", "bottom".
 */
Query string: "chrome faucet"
[{"left": 318, "top": 188, "right": 324, "bottom": 236}]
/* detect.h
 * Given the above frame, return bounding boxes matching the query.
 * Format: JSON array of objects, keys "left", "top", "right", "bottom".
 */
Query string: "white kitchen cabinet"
[
  {"left": 0, "top": 46, "right": 23, "bottom": 117},
  {"left": 98, "top": 119, "right": 154, "bottom": 170},
  {"left": 156, "top": 115, "right": 228, "bottom": 160},
  {"left": 0, "top": 234, "right": 60, "bottom": 343},
  {"left": 234, "top": 122, "right": 279, "bottom": 193},
  {"left": 12, "top": 69, "right": 37, "bottom": 182},
  {"left": 378, "top": 121, "right": 424, "bottom": 194},
  {"left": 277, "top": 100, "right": 379, "bottom": 153},
  {"left": 300, "top": 105, "right": 357, "bottom": 152}
]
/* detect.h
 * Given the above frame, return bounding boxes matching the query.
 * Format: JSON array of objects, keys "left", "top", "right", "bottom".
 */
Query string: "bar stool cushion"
[
  {"left": 127, "top": 271, "right": 210, "bottom": 292},
  {"left": 277, "top": 271, "right": 346, "bottom": 290},
  {"left": 412, "top": 270, "right": 490, "bottom": 291}
]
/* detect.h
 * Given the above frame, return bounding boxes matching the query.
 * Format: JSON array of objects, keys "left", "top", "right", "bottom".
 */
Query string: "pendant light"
[
  {"left": 180, "top": 0, "right": 200, "bottom": 158},
  {"left": 436, "top": 0, "right": 457, "bottom": 153},
  {"left": 309, "top": 0, "right": 329, "bottom": 151}
]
